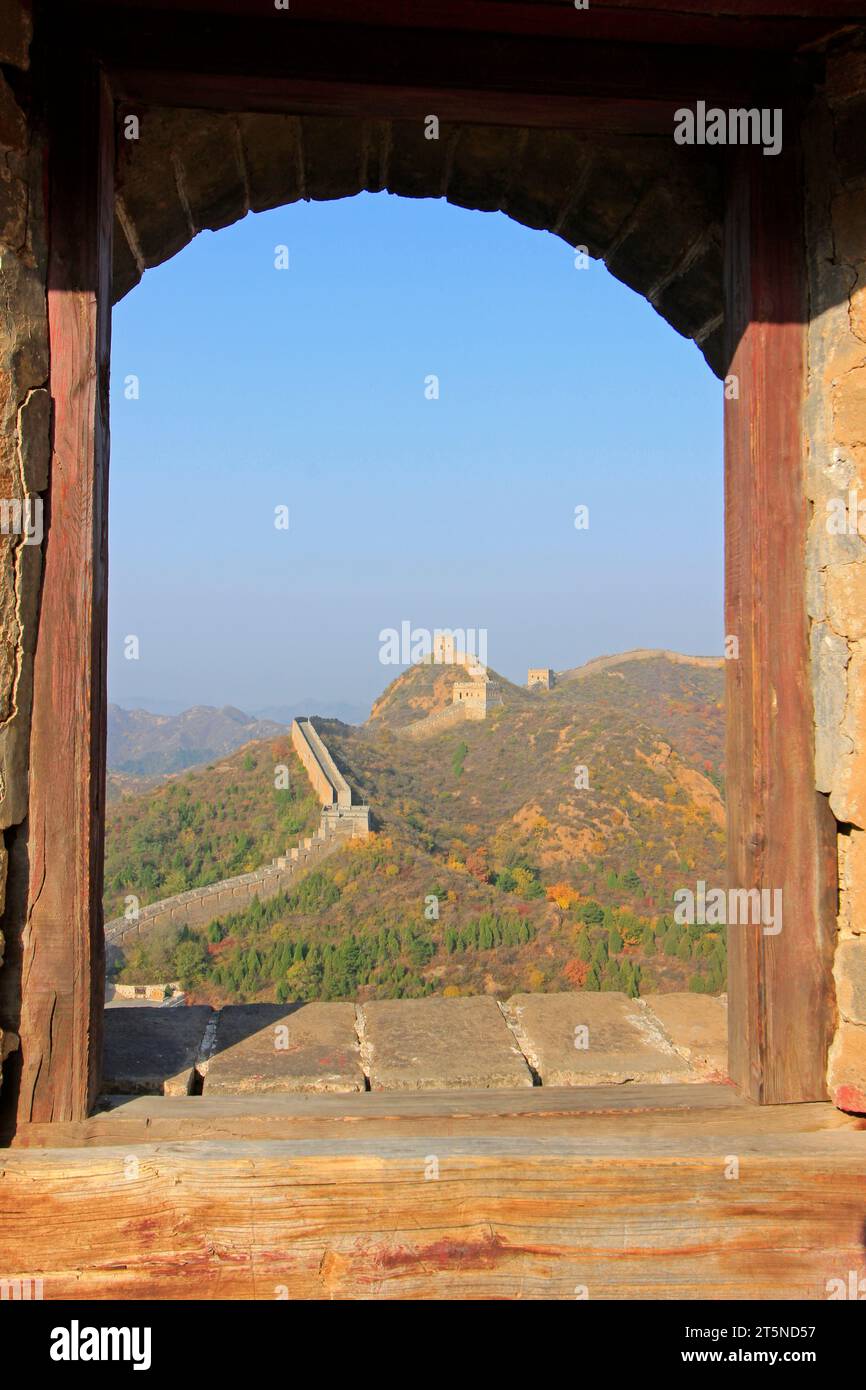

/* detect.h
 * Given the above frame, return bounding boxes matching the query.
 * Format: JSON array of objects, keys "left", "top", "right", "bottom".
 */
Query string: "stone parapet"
[{"left": 100, "top": 990, "right": 729, "bottom": 1096}]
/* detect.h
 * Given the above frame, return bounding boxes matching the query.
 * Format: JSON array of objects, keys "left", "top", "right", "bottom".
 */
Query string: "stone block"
[
  {"left": 102, "top": 1005, "right": 213, "bottom": 1096},
  {"left": 828, "top": 1021, "right": 866, "bottom": 1114},
  {"left": 115, "top": 110, "right": 192, "bottom": 269},
  {"left": 832, "top": 95, "right": 866, "bottom": 187},
  {"left": 387, "top": 119, "right": 452, "bottom": 199},
  {"left": 446, "top": 124, "right": 523, "bottom": 213},
  {"left": 846, "top": 827, "right": 866, "bottom": 932},
  {"left": 503, "top": 991, "right": 689, "bottom": 1086},
  {"left": 641, "top": 992, "right": 728, "bottom": 1077},
  {"left": 204, "top": 1003, "right": 365, "bottom": 1094},
  {"left": 826, "top": 559, "right": 866, "bottom": 641},
  {"left": 836, "top": 938, "right": 866, "bottom": 1024},
  {"left": 504, "top": 129, "right": 591, "bottom": 232},
  {"left": 832, "top": 185, "right": 866, "bottom": 265},
  {"left": 16, "top": 386, "right": 50, "bottom": 493},
  {"left": 812, "top": 621, "right": 851, "bottom": 793},
  {"left": 0, "top": 2, "right": 31, "bottom": 69},
  {"left": 361, "top": 119, "right": 390, "bottom": 192},
  {"left": 301, "top": 116, "right": 364, "bottom": 201},
  {"left": 362, "top": 996, "right": 532, "bottom": 1090},
  {"left": 0, "top": 72, "right": 26, "bottom": 152},
  {"left": 653, "top": 235, "right": 723, "bottom": 341},
  {"left": 832, "top": 362, "right": 866, "bottom": 450},
  {"left": 171, "top": 112, "right": 248, "bottom": 233},
  {"left": 238, "top": 113, "right": 302, "bottom": 212},
  {"left": 557, "top": 138, "right": 671, "bottom": 260},
  {"left": 605, "top": 168, "right": 719, "bottom": 303},
  {"left": 831, "top": 642, "right": 866, "bottom": 826}
]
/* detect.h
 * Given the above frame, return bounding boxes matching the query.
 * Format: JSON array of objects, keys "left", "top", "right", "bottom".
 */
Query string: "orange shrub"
[{"left": 546, "top": 881, "right": 580, "bottom": 910}]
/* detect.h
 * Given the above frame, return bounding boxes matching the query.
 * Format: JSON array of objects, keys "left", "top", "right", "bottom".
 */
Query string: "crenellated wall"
[
  {"left": 106, "top": 721, "right": 370, "bottom": 956},
  {"left": 104, "top": 825, "right": 346, "bottom": 958}
]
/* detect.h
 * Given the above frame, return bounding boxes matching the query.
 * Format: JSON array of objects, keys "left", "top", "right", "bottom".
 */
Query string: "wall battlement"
[{"left": 106, "top": 721, "right": 370, "bottom": 956}]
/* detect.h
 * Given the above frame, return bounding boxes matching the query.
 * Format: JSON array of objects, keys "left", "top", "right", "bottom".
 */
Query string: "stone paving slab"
[
  {"left": 361, "top": 996, "right": 533, "bottom": 1090},
  {"left": 502, "top": 992, "right": 690, "bottom": 1085},
  {"left": 102, "top": 1005, "right": 213, "bottom": 1096},
  {"left": 203, "top": 1003, "right": 365, "bottom": 1094},
  {"left": 642, "top": 992, "right": 729, "bottom": 1078}
]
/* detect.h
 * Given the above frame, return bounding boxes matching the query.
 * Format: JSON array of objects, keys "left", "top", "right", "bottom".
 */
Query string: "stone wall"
[
  {"left": 804, "top": 40, "right": 866, "bottom": 1111},
  {"left": 0, "top": 6, "right": 49, "bottom": 1090},
  {"left": 397, "top": 701, "right": 476, "bottom": 741},
  {"left": 291, "top": 718, "right": 353, "bottom": 809},
  {"left": 564, "top": 649, "right": 724, "bottom": 682},
  {"left": 106, "top": 720, "right": 370, "bottom": 957},
  {"left": 105, "top": 823, "right": 345, "bottom": 957}
]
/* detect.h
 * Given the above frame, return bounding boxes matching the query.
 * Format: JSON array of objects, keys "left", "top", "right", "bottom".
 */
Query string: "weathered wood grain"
[
  {"left": 12, "top": 1081, "right": 748, "bottom": 1148},
  {"left": 724, "top": 145, "right": 838, "bottom": 1103},
  {"left": 18, "top": 61, "right": 114, "bottom": 1123},
  {"left": 2, "top": 1121, "right": 864, "bottom": 1299},
  {"left": 9, "top": 1085, "right": 859, "bottom": 1149}
]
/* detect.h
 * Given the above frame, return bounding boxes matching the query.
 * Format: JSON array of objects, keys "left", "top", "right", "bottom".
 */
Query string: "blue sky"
[{"left": 108, "top": 191, "right": 722, "bottom": 718}]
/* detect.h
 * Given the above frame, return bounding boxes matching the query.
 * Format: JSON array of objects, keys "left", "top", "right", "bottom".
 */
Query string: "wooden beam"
[
  {"left": 17, "top": 61, "right": 114, "bottom": 1124},
  {"left": 107, "top": 76, "right": 694, "bottom": 134},
  {"left": 71, "top": 0, "right": 848, "bottom": 52},
  {"left": 11, "top": 1084, "right": 861, "bottom": 1151},
  {"left": 2, "top": 1115, "right": 863, "bottom": 1298},
  {"left": 724, "top": 144, "right": 837, "bottom": 1104},
  {"left": 86, "top": 13, "right": 804, "bottom": 132}
]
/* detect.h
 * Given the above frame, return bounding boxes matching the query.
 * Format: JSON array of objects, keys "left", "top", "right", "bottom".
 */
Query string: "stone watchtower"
[{"left": 527, "top": 668, "right": 554, "bottom": 690}]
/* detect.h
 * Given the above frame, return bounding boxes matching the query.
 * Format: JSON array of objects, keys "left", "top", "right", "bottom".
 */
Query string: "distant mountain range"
[
  {"left": 107, "top": 699, "right": 369, "bottom": 779},
  {"left": 107, "top": 704, "right": 288, "bottom": 777}
]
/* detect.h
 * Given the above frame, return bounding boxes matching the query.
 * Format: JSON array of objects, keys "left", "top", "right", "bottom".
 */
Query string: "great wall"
[
  {"left": 398, "top": 645, "right": 724, "bottom": 740},
  {"left": 105, "top": 719, "right": 370, "bottom": 957}
]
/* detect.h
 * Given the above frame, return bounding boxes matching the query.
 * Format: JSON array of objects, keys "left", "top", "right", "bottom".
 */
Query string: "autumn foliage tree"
[{"left": 546, "top": 881, "right": 580, "bottom": 910}]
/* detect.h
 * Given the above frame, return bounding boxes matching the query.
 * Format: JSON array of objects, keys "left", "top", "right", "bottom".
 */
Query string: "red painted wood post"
[
  {"left": 724, "top": 141, "right": 837, "bottom": 1104},
  {"left": 17, "top": 58, "right": 114, "bottom": 1123}
]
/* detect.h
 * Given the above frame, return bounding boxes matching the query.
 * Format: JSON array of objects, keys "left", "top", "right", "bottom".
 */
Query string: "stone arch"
[{"left": 113, "top": 111, "right": 725, "bottom": 375}]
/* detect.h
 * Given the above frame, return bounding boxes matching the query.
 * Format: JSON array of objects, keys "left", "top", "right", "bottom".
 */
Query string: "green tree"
[
  {"left": 172, "top": 938, "right": 208, "bottom": 988},
  {"left": 579, "top": 900, "right": 605, "bottom": 927}
]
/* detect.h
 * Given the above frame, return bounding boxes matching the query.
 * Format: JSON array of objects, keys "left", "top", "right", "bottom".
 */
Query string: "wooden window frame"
[{"left": 14, "top": 51, "right": 837, "bottom": 1125}]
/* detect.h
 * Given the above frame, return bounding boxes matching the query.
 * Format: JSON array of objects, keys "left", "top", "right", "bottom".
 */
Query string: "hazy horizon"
[{"left": 108, "top": 639, "right": 724, "bottom": 723}]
